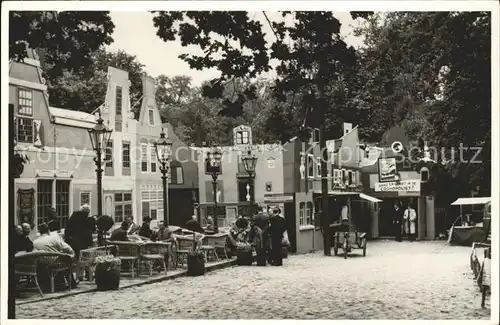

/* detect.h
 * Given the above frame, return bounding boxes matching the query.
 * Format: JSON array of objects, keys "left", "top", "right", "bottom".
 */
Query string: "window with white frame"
[
  {"left": 150, "top": 143, "right": 157, "bottom": 172},
  {"left": 141, "top": 190, "right": 164, "bottom": 221},
  {"left": 169, "top": 161, "right": 184, "bottom": 184},
  {"left": 116, "top": 86, "right": 122, "bottom": 116},
  {"left": 15, "top": 117, "right": 34, "bottom": 143},
  {"left": 299, "top": 202, "right": 305, "bottom": 226},
  {"left": 307, "top": 154, "right": 314, "bottom": 179},
  {"left": 333, "top": 168, "right": 341, "bottom": 188},
  {"left": 105, "top": 140, "right": 113, "bottom": 168},
  {"left": 141, "top": 143, "right": 148, "bottom": 172},
  {"left": 348, "top": 170, "right": 355, "bottom": 186},
  {"left": 341, "top": 169, "right": 347, "bottom": 186},
  {"left": 18, "top": 88, "right": 33, "bottom": 116},
  {"left": 316, "top": 160, "right": 321, "bottom": 178},
  {"left": 80, "top": 191, "right": 91, "bottom": 207},
  {"left": 122, "top": 141, "right": 131, "bottom": 175},
  {"left": 235, "top": 131, "right": 249, "bottom": 145},
  {"left": 148, "top": 109, "right": 155, "bottom": 126},
  {"left": 306, "top": 202, "right": 313, "bottom": 225},
  {"left": 114, "top": 192, "right": 132, "bottom": 223}
]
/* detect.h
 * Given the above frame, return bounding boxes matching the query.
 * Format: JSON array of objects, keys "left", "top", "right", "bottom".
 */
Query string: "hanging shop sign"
[
  {"left": 18, "top": 188, "right": 35, "bottom": 227},
  {"left": 378, "top": 157, "right": 398, "bottom": 182},
  {"left": 374, "top": 179, "right": 421, "bottom": 193}
]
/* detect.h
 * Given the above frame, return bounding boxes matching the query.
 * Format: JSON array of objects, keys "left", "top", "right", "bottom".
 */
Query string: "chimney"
[{"left": 343, "top": 122, "right": 353, "bottom": 135}]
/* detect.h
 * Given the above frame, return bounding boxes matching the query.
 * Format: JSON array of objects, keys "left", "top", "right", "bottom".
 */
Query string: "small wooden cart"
[{"left": 333, "top": 231, "right": 367, "bottom": 259}]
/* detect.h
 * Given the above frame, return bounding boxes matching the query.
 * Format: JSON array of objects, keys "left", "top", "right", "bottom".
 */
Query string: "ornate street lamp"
[
  {"left": 154, "top": 128, "right": 173, "bottom": 225},
  {"left": 242, "top": 150, "right": 258, "bottom": 215},
  {"left": 88, "top": 112, "right": 113, "bottom": 219},
  {"left": 205, "top": 145, "right": 222, "bottom": 231}
]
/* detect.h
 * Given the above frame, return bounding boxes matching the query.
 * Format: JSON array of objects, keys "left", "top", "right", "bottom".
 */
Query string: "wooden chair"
[
  {"left": 213, "top": 236, "right": 229, "bottom": 260},
  {"left": 78, "top": 246, "right": 108, "bottom": 281},
  {"left": 176, "top": 237, "right": 193, "bottom": 267},
  {"left": 37, "top": 252, "right": 74, "bottom": 293},
  {"left": 140, "top": 242, "right": 169, "bottom": 276},
  {"left": 200, "top": 244, "right": 218, "bottom": 262},
  {"left": 108, "top": 241, "right": 142, "bottom": 278},
  {"left": 15, "top": 252, "right": 44, "bottom": 297}
]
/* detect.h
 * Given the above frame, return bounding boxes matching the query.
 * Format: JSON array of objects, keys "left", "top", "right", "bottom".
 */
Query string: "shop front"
[{"left": 363, "top": 171, "right": 435, "bottom": 240}]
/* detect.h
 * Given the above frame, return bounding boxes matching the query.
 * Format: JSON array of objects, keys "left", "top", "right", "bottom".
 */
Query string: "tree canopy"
[{"left": 9, "top": 11, "right": 115, "bottom": 76}]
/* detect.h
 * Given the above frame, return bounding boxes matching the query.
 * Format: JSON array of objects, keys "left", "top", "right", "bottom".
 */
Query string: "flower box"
[
  {"left": 94, "top": 255, "right": 121, "bottom": 291},
  {"left": 236, "top": 243, "right": 253, "bottom": 266}
]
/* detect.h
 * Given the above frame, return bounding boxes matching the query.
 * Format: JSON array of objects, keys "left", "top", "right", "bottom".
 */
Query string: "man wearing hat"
[
  {"left": 139, "top": 217, "right": 153, "bottom": 238},
  {"left": 251, "top": 206, "right": 270, "bottom": 265},
  {"left": 268, "top": 207, "right": 287, "bottom": 266}
]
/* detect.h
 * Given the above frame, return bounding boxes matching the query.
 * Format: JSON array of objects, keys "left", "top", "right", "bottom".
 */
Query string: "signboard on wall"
[
  {"left": 18, "top": 188, "right": 35, "bottom": 227},
  {"left": 378, "top": 157, "right": 398, "bottom": 182},
  {"left": 374, "top": 180, "right": 421, "bottom": 192}
]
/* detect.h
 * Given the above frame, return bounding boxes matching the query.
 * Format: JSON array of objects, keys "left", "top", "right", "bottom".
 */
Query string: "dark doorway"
[
  {"left": 379, "top": 199, "right": 396, "bottom": 237},
  {"left": 284, "top": 202, "right": 297, "bottom": 253}
]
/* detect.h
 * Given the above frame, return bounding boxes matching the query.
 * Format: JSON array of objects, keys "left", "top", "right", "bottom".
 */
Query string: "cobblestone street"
[{"left": 17, "top": 240, "right": 490, "bottom": 320}]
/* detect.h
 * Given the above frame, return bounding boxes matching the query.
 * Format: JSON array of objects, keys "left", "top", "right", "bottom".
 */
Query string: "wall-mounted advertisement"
[{"left": 378, "top": 157, "right": 398, "bottom": 182}]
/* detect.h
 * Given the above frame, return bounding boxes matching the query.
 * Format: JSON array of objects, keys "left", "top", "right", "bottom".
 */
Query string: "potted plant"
[
  {"left": 185, "top": 219, "right": 206, "bottom": 276},
  {"left": 94, "top": 255, "right": 121, "bottom": 291},
  {"left": 236, "top": 241, "right": 253, "bottom": 266}
]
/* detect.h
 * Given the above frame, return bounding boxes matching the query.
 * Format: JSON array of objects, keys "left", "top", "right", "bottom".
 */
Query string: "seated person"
[
  {"left": 14, "top": 224, "right": 34, "bottom": 253},
  {"left": 138, "top": 217, "right": 153, "bottom": 239},
  {"left": 33, "top": 223, "right": 76, "bottom": 290},
  {"left": 205, "top": 216, "right": 215, "bottom": 233},
  {"left": 110, "top": 221, "right": 130, "bottom": 242},
  {"left": 33, "top": 223, "right": 74, "bottom": 256},
  {"left": 126, "top": 217, "right": 140, "bottom": 235},
  {"left": 150, "top": 221, "right": 173, "bottom": 242}
]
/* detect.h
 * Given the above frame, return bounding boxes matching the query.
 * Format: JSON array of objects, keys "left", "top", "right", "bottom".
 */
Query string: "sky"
[{"left": 106, "top": 12, "right": 365, "bottom": 86}]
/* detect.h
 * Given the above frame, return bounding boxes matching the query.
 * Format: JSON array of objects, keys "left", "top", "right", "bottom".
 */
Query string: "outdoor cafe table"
[{"left": 202, "top": 232, "right": 228, "bottom": 246}]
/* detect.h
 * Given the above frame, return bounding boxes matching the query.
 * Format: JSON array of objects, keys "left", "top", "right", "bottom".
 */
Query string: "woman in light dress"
[{"left": 403, "top": 203, "right": 417, "bottom": 240}]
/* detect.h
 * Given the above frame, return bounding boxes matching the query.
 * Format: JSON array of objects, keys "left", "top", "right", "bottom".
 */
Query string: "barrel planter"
[
  {"left": 236, "top": 249, "right": 253, "bottom": 266},
  {"left": 94, "top": 258, "right": 120, "bottom": 291},
  {"left": 187, "top": 253, "right": 205, "bottom": 276}
]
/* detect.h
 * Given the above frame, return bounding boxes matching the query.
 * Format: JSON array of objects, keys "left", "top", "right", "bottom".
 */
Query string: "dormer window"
[
  {"left": 148, "top": 109, "right": 155, "bottom": 126},
  {"left": 115, "top": 86, "right": 122, "bottom": 116},
  {"left": 235, "top": 131, "right": 249, "bottom": 145}
]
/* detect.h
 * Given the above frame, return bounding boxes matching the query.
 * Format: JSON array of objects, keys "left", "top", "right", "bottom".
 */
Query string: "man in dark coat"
[
  {"left": 64, "top": 205, "right": 92, "bottom": 261},
  {"left": 393, "top": 201, "right": 403, "bottom": 242},
  {"left": 268, "top": 208, "right": 287, "bottom": 266},
  {"left": 14, "top": 224, "right": 34, "bottom": 253},
  {"left": 138, "top": 217, "right": 153, "bottom": 238},
  {"left": 110, "top": 221, "right": 130, "bottom": 242},
  {"left": 251, "top": 207, "right": 269, "bottom": 266}
]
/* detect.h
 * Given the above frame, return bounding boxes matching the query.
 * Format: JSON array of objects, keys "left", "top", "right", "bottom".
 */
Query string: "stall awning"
[
  {"left": 359, "top": 193, "right": 382, "bottom": 203},
  {"left": 451, "top": 197, "right": 491, "bottom": 206}
]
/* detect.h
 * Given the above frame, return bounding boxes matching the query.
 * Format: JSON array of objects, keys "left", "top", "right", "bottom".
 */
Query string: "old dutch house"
[{"left": 11, "top": 51, "right": 198, "bottom": 234}]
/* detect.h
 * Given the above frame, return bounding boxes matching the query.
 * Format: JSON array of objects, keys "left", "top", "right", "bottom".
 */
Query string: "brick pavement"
[{"left": 16, "top": 240, "right": 491, "bottom": 320}]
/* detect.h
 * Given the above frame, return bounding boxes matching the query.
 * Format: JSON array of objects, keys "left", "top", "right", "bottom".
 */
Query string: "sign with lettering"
[
  {"left": 18, "top": 188, "right": 35, "bottom": 227},
  {"left": 374, "top": 180, "right": 421, "bottom": 193},
  {"left": 378, "top": 157, "right": 398, "bottom": 182}
]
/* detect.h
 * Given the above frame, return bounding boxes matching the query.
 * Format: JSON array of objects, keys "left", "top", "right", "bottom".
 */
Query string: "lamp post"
[
  {"left": 205, "top": 146, "right": 222, "bottom": 231},
  {"left": 88, "top": 111, "right": 113, "bottom": 219},
  {"left": 242, "top": 149, "right": 258, "bottom": 215},
  {"left": 154, "top": 128, "right": 173, "bottom": 225}
]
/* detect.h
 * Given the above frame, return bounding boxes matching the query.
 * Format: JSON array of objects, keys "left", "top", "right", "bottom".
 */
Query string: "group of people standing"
[
  {"left": 228, "top": 206, "right": 289, "bottom": 267},
  {"left": 392, "top": 201, "right": 418, "bottom": 241}
]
